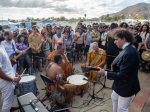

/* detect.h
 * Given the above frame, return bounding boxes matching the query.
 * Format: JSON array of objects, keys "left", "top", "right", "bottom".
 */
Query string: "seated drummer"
[
  {"left": 46, "top": 41, "right": 73, "bottom": 80},
  {"left": 46, "top": 54, "right": 76, "bottom": 103},
  {"left": 81, "top": 42, "right": 106, "bottom": 81}
]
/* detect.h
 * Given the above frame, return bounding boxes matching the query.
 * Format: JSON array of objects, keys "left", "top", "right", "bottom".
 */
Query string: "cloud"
[
  {"left": 52, "top": 0, "right": 69, "bottom": 1},
  {"left": 52, "top": 5, "right": 84, "bottom": 13},
  {"left": 0, "top": 0, "right": 82, "bottom": 14},
  {"left": 0, "top": 0, "right": 53, "bottom": 8},
  {"left": 0, "top": 0, "right": 71, "bottom": 8},
  {"left": 0, "top": 0, "right": 150, "bottom": 19}
]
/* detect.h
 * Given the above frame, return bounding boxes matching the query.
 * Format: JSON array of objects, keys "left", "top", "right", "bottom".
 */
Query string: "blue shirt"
[{"left": 85, "top": 31, "right": 92, "bottom": 45}]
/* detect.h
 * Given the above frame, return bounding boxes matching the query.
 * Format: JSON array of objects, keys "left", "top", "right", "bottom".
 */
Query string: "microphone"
[
  {"left": 81, "top": 66, "right": 100, "bottom": 72},
  {"left": 30, "top": 100, "right": 39, "bottom": 112},
  {"left": 86, "top": 66, "right": 100, "bottom": 71}
]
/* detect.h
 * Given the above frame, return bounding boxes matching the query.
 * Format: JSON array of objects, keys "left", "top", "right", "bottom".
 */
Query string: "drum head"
[
  {"left": 67, "top": 75, "right": 88, "bottom": 85},
  {"left": 19, "top": 76, "right": 36, "bottom": 83}
]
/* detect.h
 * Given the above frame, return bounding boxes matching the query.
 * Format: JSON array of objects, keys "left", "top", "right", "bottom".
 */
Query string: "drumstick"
[
  {"left": 20, "top": 68, "right": 26, "bottom": 77},
  {"left": 11, "top": 68, "right": 26, "bottom": 86}
]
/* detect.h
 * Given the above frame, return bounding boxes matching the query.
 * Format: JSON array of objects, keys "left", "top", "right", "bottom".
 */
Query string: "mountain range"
[{"left": 109, "top": 2, "right": 150, "bottom": 19}]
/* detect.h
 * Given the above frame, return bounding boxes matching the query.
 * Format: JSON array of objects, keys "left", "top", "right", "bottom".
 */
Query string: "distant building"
[
  {"left": 0, "top": 20, "right": 20, "bottom": 31},
  {"left": 41, "top": 19, "right": 56, "bottom": 25},
  {"left": 0, "top": 20, "right": 10, "bottom": 26},
  {"left": 36, "top": 19, "right": 57, "bottom": 29},
  {"left": 121, "top": 19, "right": 150, "bottom": 24}
]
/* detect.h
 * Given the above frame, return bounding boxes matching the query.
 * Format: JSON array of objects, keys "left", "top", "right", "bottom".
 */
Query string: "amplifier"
[{"left": 17, "top": 92, "right": 49, "bottom": 112}]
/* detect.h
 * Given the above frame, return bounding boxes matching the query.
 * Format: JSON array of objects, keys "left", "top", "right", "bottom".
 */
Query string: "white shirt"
[
  {"left": 122, "top": 42, "right": 130, "bottom": 49},
  {"left": 0, "top": 45, "right": 15, "bottom": 87},
  {"left": 85, "top": 31, "right": 92, "bottom": 45}
]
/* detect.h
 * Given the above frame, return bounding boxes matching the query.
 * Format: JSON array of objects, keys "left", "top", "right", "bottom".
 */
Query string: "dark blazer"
[{"left": 107, "top": 44, "right": 140, "bottom": 97}]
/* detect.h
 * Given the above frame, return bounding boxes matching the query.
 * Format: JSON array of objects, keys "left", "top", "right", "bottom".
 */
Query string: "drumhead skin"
[
  {"left": 19, "top": 76, "right": 36, "bottom": 83},
  {"left": 67, "top": 75, "right": 88, "bottom": 85}
]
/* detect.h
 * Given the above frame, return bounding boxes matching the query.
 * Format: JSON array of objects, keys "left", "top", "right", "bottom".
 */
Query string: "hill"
[{"left": 112, "top": 2, "right": 150, "bottom": 19}]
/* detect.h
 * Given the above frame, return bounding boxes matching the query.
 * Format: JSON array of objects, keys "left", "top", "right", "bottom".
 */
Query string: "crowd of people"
[
  {"left": 0, "top": 21, "right": 150, "bottom": 112},
  {"left": 0, "top": 22, "right": 150, "bottom": 73}
]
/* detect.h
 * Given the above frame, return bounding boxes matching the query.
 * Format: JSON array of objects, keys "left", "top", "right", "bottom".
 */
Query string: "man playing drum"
[
  {"left": 47, "top": 42, "right": 73, "bottom": 79},
  {"left": 81, "top": 42, "right": 106, "bottom": 81},
  {"left": 0, "top": 44, "right": 21, "bottom": 112},
  {"left": 46, "top": 54, "right": 76, "bottom": 104}
]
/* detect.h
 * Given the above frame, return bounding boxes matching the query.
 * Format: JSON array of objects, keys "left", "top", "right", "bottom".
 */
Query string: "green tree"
[
  {"left": 69, "top": 18, "right": 77, "bottom": 22},
  {"left": 59, "top": 16, "right": 66, "bottom": 21},
  {"left": 134, "top": 15, "right": 145, "bottom": 19}
]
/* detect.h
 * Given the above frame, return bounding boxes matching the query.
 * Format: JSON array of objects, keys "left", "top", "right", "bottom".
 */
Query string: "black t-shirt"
[
  {"left": 133, "top": 35, "right": 142, "bottom": 49},
  {"left": 105, "top": 35, "right": 120, "bottom": 56}
]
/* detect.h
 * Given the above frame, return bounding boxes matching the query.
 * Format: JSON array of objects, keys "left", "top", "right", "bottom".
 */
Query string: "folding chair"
[
  {"left": 40, "top": 74, "right": 54, "bottom": 102},
  {"left": 40, "top": 74, "right": 69, "bottom": 112}
]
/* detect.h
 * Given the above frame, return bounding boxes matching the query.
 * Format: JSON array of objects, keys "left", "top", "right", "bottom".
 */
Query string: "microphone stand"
[
  {"left": 97, "top": 69, "right": 112, "bottom": 94},
  {"left": 87, "top": 80, "right": 103, "bottom": 105},
  {"left": 81, "top": 66, "right": 109, "bottom": 105}
]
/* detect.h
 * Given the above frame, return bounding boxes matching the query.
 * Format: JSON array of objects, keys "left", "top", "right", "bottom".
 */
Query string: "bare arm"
[
  {"left": 71, "top": 34, "right": 76, "bottom": 48},
  {"left": 0, "top": 68, "right": 13, "bottom": 82},
  {"left": 0, "top": 68, "right": 21, "bottom": 82},
  {"left": 137, "top": 42, "right": 143, "bottom": 51}
]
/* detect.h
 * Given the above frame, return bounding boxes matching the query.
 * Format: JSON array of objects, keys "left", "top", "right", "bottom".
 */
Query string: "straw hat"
[{"left": 141, "top": 51, "right": 150, "bottom": 61}]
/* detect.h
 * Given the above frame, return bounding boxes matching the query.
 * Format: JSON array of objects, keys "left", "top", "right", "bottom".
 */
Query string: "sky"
[{"left": 0, "top": 0, "right": 150, "bottom": 20}]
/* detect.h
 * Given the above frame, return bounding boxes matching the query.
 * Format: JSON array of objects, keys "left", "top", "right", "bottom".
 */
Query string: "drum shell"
[
  {"left": 67, "top": 74, "right": 88, "bottom": 96},
  {"left": 18, "top": 79, "right": 36, "bottom": 96},
  {"left": 51, "top": 88, "right": 66, "bottom": 106},
  {"left": 75, "top": 83, "right": 88, "bottom": 96}
]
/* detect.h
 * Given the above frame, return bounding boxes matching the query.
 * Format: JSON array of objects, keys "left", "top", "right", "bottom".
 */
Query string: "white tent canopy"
[{"left": 0, "top": 20, "right": 20, "bottom": 31}]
